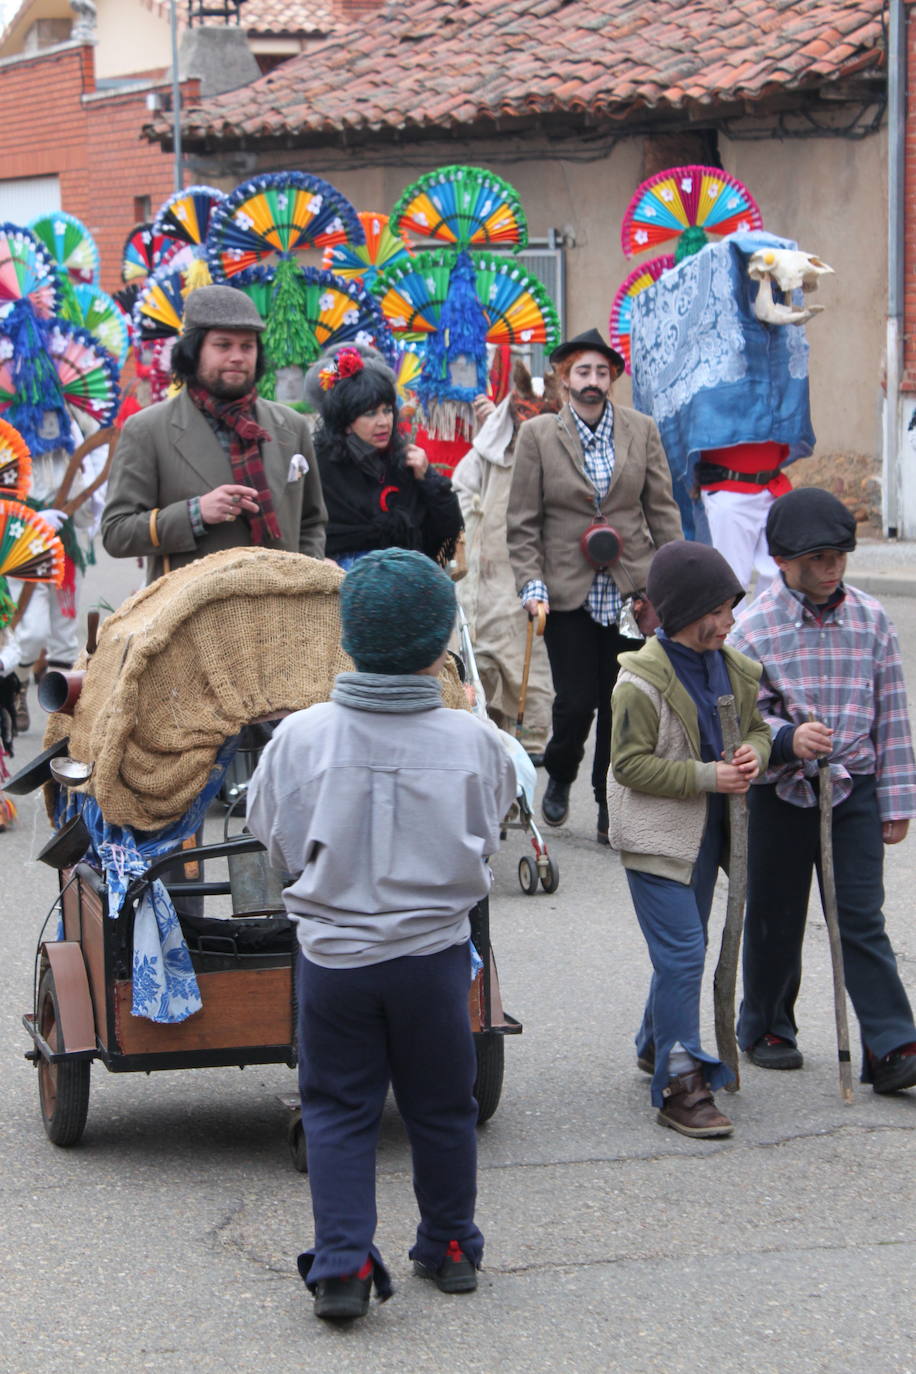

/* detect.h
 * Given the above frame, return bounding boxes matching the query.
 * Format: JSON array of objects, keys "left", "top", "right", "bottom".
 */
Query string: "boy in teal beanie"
[{"left": 248, "top": 548, "right": 516, "bottom": 1321}]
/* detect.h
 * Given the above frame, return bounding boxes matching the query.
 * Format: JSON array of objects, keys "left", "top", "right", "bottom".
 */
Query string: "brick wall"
[{"left": 0, "top": 42, "right": 196, "bottom": 295}]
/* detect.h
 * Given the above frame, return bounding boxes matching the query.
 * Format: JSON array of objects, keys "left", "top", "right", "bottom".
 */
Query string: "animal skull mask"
[{"left": 747, "top": 248, "right": 835, "bottom": 327}]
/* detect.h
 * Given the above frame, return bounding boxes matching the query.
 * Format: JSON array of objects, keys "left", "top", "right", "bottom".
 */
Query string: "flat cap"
[
  {"left": 766, "top": 487, "right": 857, "bottom": 559},
  {"left": 182, "top": 285, "right": 265, "bottom": 334}
]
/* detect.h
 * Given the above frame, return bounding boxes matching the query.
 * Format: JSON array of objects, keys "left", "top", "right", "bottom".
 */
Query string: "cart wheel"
[
  {"left": 287, "top": 1112, "right": 309, "bottom": 1173},
  {"left": 37, "top": 968, "right": 90, "bottom": 1147},
  {"left": 518, "top": 856, "right": 538, "bottom": 896},
  {"left": 540, "top": 857, "right": 560, "bottom": 894},
  {"left": 474, "top": 1034, "right": 505, "bottom": 1125}
]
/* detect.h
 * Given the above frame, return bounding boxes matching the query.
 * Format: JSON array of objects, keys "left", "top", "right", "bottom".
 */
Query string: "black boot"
[
  {"left": 596, "top": 800, "right": 609, "bottom": 846},
  {"left": 541, "top": 776, "right": 570, "bottom": 826}
]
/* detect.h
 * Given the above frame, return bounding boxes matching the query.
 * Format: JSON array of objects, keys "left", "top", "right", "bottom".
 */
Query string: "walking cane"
[
  {"left": 811, "top": 714, "right": 855, "bottom": 1103},
  {"left": 714, "top": 694, "right": 747, "bottom": 1091},
  {"left": 515, "top": 601, "right": 546, "bottom": 742}
]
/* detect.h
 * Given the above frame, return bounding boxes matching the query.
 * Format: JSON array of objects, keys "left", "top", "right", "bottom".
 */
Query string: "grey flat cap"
[{"left": 182, "top": 285, "right": 265, "bottom": 333}]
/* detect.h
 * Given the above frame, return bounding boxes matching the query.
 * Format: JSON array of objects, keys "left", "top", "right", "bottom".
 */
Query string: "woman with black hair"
[
  {"left": 306, "top": 345, "right": 462, "bottom": 570},
  {"left": 102, "top": 285, "right": 327, "bottom": 583}
]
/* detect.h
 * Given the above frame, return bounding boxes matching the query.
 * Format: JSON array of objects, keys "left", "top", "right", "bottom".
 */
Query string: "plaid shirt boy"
[{"left": 730, "top": 575, "right": 916, "bottom": 821}]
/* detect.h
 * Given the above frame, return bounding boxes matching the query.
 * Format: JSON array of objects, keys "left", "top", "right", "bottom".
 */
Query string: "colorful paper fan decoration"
[
  {"left": 63, "top": 282, "right": 131, "bottom": 367},
  {"left": 236, "top": 261, "right": 395, "bottom": 402},
  {"left": 621, "top": 166, "right": 763, "bottom": 261},
  {"left": 321, "top": 211, "right": 412, "bottom": 291},
  {"left": 133, "top": 262, "right": 190, "bottom": 341},
  {"left": 154, "top": 186, "right": 225, "bottom": 292},
  {"left": 46, "top": 319, "right": 120, "bottom": 428},
  {"left": 30, "top": 212, "right": 99, "bottom": 286},
  {"left": 471, "top": 254, "right": 560, "bottom": 345},
  {"left": 391, "top": 166, "right": 527, "bottom": 251},
  {"left": 207, "top": 172, "right": 365, "bottom": 281},
  {"left": 121, "top": 222, "right": 171, "bottom": 285},
  {"left": 376, "top": 251, "right": 559, "bottom": 347},
  {"left": 0, "top": 224, "right": 59, "bottom": 320},
  {"left": 154, "top": 185, "right": 225, "bottom": 249},
  {"left": 609, "top": 255, "right": 676, "bottom": 373},
  {"left": 394, "top": 341, "right": 425, "bottom": 404},
  {"left": 0, "top": 419, "right": 31, "bottom": 499},
  {"left": 0, "top": 499, "right": 65, "bottom": 585}
]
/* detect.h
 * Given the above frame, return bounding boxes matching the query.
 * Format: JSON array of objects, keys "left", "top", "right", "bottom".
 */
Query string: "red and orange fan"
[
  {"left": 0, "top": 500, "right": 65, "bottom": 630},
  {"left": 0, "top": 419, "right": 31, "bottom": 501}
]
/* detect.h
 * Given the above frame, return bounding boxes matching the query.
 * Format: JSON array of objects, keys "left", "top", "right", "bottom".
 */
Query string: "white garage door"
[{"left": 0, "top": 174, "right": 61, "bottom": 224}]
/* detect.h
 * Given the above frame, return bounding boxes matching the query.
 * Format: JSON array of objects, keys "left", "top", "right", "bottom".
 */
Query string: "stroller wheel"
[
  {"left": 518, "top": 856, "right": 538, "bottom": 896},
  {"left": 540, "top": 856, "right": 560, "bottom": 894}
]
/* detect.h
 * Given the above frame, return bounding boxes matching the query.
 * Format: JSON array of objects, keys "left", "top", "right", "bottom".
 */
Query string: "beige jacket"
[
  {"left": 102, "top": 389, "right": 327, "bottom": 582},
  {"left": 452, "top": 398, "right": 552, "bottom": 747},
  {"left": 506, "top": 401, "right": 682, "bottom": 611}
]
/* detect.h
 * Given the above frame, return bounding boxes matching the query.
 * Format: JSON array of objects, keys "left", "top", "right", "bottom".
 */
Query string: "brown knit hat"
[{"left": 647, "top": 541, "right": 745, "bottom": 636}]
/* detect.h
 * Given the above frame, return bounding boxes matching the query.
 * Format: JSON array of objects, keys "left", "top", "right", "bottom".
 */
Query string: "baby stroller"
[{"left": 455, "top": 605, "right": 559, "bottom": 897}]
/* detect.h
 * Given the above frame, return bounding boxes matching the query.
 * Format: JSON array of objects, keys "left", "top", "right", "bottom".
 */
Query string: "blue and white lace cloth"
[
  {"left": 630, "top": 231, "right": 815, "bottom": 537},
  {"left": 56, "top": 737, "right": 238, "bottom": 1024}
]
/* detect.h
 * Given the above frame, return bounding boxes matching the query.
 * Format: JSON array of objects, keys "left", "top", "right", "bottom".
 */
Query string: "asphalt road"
[{"left": 1, "top": 552, "right": 915, "bottom": 1374}]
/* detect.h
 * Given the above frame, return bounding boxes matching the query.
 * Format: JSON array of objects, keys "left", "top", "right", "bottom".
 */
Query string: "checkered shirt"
[
  {"left": 729, "top": 576, "right": 916, "bottom": 820},
  {"left": 519, "top": 403, "right": 624, "bottom": 627}
]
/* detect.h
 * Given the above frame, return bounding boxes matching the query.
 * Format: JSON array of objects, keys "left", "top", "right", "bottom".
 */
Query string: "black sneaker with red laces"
[
  {"left": 313, "top": 1257, "right": 374, "bottom": 1320},
  {"left": 413, "top": 1239, "right": 478, "bottom": 1294},
  {"left": 870, "top": 1041, "right": 916, "bottom": 1094},
  {"left": 747, "top": 1033, "right": 803, "bottom": 1070}
]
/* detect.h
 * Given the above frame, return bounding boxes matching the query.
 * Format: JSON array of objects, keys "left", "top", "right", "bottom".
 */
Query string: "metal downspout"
[{"left": 885, "top": 0, "right": 905, "bottom": 535}]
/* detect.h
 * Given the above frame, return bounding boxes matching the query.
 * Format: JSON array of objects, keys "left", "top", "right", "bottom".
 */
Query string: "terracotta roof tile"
[
  {"left": 146, "top": 0, "right": 335, "bottom": 34},
  {"left": 160, "top": 0, "right": 885, "bottom": 148}
]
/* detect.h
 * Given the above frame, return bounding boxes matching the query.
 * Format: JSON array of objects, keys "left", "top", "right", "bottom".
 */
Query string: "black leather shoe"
[
  {"left": 747, "top": 1033, "right": 803, "bottom": 1070},
  {"left": 541, "top": 777, "right": 570, "bottom": 826},
  {"left": 596, "top": 801, "right": 609, "bottom": 845},
  {"left": 527, "top": 751, "right": 546, "bottom": 768},
  {"left": 314, "top": 1272, "right": 372, "bottom": 1320},
  {"left": 871, "top": 1042, "right": 916, "bottom": 1093}
]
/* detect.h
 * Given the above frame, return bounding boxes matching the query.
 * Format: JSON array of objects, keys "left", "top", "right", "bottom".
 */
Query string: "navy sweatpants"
[
  {"left": 295, "top": 941, "right": 483, "bottom": 1287},
  {"left": 738, "top": 775, "right": 916, "bottom": 1075}
]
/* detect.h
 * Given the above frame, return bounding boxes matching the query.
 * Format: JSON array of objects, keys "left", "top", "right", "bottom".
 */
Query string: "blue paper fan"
[
  {"left": 0, "top": 224, "right": 60, "bottom": 320},
  {"left": 133, "top": 262, "right": 189, "bottom": 341},
  {"left": 154, "top": 185, "right": 225, "bottom": 248},
  {"left": 207, "top": 172, "right": 365, "bottom": 280}
]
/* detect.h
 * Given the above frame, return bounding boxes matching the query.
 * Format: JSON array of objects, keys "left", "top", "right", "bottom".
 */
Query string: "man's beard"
[
  {"left": 569, "top": 385, "right": 607, "bottom": 409},
  {"left": 198, "top": 371, "right": 255, "bottom": 400}
]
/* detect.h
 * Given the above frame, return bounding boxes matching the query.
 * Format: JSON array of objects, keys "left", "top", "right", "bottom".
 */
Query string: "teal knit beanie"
[{"left": 340, "top": 548, "right": 457, "bottom": 674}]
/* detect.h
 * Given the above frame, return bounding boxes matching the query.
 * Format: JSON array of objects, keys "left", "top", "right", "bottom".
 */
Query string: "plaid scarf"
[{"left": 188, "top": 384, "right": 282, "bottom": 544}]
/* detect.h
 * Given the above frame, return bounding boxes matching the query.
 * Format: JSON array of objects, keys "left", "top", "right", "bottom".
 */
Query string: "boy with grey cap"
[
  {"left": 247, "top": 548, "right": 516, "bottom": 1321},
  {"left": 731, "top": 486, "right": 916, "bottom": 1093},
  {"left": 102, "top": 284, "right": 326, "bottom": 582}
]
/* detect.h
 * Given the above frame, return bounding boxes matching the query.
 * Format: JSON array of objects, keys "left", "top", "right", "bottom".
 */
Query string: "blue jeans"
[
  {"left": 628, "top": 798, "right": 735, "bottom": 1106},
  {"left": 295, "top": 942, "right": 483, "bottom": 1288},
  {"left": 738, "top": 775, "right": 916, "bottom": 1077}
]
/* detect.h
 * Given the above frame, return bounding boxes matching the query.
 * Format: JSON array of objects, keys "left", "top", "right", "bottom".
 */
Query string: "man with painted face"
[
  {"left": 102, "top": 285, "right": 327, "bottom": 583},
  {"left": 507, "top": 328, "right": 682, "bottom": 842}
]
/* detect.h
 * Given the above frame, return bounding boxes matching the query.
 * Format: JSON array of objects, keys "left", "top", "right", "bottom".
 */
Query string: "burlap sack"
[{"left": 44, "top": 546, "right": 466, "bottom": 831}]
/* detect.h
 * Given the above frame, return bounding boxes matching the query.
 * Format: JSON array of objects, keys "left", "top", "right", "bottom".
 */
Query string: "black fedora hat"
[{"left": 549, "top": 327, "right": 625, "bottom": 378}]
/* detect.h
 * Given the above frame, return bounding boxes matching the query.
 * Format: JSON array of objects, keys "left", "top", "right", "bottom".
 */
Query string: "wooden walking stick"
[
  {"left": 515, "top": 601, "right": 546, "bottom": 742},
  {"left": 811, "top": 713, "right": 855, "bottom": 1103},
  {"left": 714, "top": 693, "right": 747, "bottom": 1091}
]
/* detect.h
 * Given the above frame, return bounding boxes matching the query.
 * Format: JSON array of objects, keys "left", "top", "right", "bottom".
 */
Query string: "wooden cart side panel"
[
  {"left": 468, "top": 951, "right": 509, "bottom": 1033},
  {"left": 113, "top": 966, "right": 293, "bottom": 1055}
]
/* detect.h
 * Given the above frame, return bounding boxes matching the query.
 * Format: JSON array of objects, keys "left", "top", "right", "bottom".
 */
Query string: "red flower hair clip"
[{"left": 318, "top": 346, "right": 366, "bottom": 391}]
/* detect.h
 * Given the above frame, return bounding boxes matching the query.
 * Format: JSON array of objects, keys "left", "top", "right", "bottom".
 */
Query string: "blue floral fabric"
[
  {"left": 629, "top": 231, "right": 815, "bottom": 538},
  {"left": 55, "top": 737, "right": 238, "bottom": 1024}
]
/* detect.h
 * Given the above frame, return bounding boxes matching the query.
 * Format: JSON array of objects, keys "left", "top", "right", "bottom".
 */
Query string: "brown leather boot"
[{"left": 657, "top": 1068, "right": 733, "bottom": 1138}]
